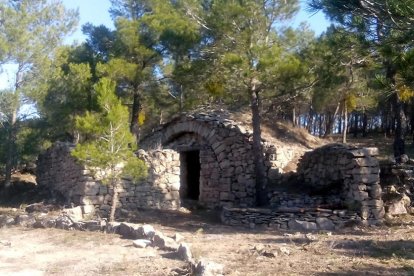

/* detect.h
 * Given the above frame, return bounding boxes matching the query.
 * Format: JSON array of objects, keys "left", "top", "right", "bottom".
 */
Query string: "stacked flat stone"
[
  {"left": 297, "top": 143, "right": 384, "bottom": 222},
  {"left": 36, "top": 142, "right": 84, "bottom": 205},
  {"left": 269, "top": 191, "right": 342, "bottom": 209},
  {"left": 140, "top": 112, "right": 278, "bottom": 208},
  {"left": 221, "top": 207, "right": 360, "bottom": 230},
  {"left": 37, "top": 144, "right": 181, "bottom": 216}
]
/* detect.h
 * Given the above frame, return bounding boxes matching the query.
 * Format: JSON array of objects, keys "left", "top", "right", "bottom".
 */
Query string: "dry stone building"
[{"left": 37, "top": 112, "right": 385, "bottom": 229}]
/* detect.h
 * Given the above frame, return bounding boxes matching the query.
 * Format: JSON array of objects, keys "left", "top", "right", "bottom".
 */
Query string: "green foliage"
[
  {"left": 71, "top": 78, "right": 147, "bottom": 185},
  {"left": 41, "top": 46, "right": 96, "bottom": 140},
  {"left": 0, "top": 0, "right": 78, "bottom": 182}
]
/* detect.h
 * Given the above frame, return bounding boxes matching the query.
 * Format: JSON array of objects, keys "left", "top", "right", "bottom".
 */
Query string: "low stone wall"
[
  {"left": 296, "top": 144, "right": 384, "bottom": 221},
  {"left": 221, "top": 207, "right": 362, "bottom": 230},
  {"left": 221, "top": 144, "right": 385, "bottom": 229},
  {"left": 37, "top": 143, "right": 181, "bottom": 215},
  {"left": 269, "top": 191, "right": 342, "bottom": 209}
]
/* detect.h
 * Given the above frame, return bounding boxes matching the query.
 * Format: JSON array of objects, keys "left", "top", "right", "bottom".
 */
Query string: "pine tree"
[
  {"left": 0, "top": 0, "right": 78, "bottom": 188},
  {"left": 71, "top": 78, "right": 147, "bottom": 222}
]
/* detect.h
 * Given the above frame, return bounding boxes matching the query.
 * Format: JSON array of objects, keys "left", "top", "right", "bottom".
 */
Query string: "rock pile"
[{"left": 380, "top": 160, "right": 414, "bottom": 216}]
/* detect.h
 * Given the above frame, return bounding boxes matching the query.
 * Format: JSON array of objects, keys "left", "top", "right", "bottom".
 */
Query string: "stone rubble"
[{"left": 380, "top": 161, "right": 414, "bottom": 216}]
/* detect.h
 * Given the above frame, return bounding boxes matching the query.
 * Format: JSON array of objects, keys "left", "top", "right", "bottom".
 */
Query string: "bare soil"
[{"left": 1, "top": 208, "right": 414, "bottom": 276}]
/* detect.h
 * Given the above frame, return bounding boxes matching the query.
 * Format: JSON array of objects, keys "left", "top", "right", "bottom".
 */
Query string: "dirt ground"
[{"left": 1, "top": 209, "right": 414, "bottom": 276}]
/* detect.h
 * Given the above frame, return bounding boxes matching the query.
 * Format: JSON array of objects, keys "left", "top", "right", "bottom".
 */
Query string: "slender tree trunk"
[
  {"left": 109, "top": 180, "right": 119, "bottom": 222},
  {"left": 307, "top": 107, "right": 314, "bottom": 134},
  {"left": 385, "top": 62, "right": 407, "bottom": 160},
  {"left": 292, "top": 106, "right": 296, "bottom": 127},
  {"left": 250, "top": 82, "right": 267, "bottom": 206},
  {"left": 318, "top": 114, "right": 323, "bottom": 137},
  {"left": 324, "top": 102, "right": 340, "bottom": 138},
  {"left": 342, "top": 103, "right": 348, "bottom": 144},
  {"left": 393, "top": 92, "right": 407, "bottom": 159},
  {"left": 362, "top": 111, "right": 368, "bottom": 137},
  {"left": 338, "top": 113, "right": 342, "bottom": 134},
  {"left": 179, "top": 85, "right": 184, "bottom": 113},
  {"left": 4, "top": 108, "right": 17, "bottom": 189},
  {"left": 130, "top": 92, "right": 142, "bottom": 143}
]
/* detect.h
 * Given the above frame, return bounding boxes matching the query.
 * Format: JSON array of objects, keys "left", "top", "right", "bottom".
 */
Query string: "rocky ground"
[{"left": 1, "top": 207, "right": 414, "bottom": 276}]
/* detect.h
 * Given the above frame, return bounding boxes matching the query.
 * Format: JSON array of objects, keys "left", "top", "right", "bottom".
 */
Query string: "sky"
[
  {"left": 62, "top": 0, "right": 330, "bottom": 43},
  {"left": 0, "top": 0, "right": 330, "bottom": 91}
]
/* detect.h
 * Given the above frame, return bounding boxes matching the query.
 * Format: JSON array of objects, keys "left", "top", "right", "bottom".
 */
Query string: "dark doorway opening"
[{"left": 180, "top": 150, "right": 200, "bottom": 200}]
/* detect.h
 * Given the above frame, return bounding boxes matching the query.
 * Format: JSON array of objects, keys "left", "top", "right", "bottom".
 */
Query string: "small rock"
[
  {"left": 288, "top": 219, "right": 318, "bottom": 231},
  {"left": 133, "top": 239, "right": 152, "bottom": 248},
  {"left": 55, "top": 215, "right": 74, "bottom": 230},
  {"left": 33, "top": 218, "right": 56, "bottom": 229},
  {"left": 64, "top": 206, "right": 83, "bottom": 221},
  {"left": 106, "top": 221, "right": 121, "bottom": 233},
  {"left": 15, "top": 214, "right": 36, "bottom": 227},
  {"left": 316, "top": 217, "right": 335, "bottom": 230},
  {"left": 387, "top": 195, "right": 411, "bottom": 216},
  {"left": 81, "top": 205, "right": 95, "bottom": 215},
  {"left": 278, "top": 246, "right": 291, "bottom": 256},
  {"left": 118, "top": 222, "right": 140, "bottom": 239},
  {"left": 195, "top": 259, "right": 224, "bottom": 276},
  {"left": 138, "top": 224, "right": 155, "bottom": 239},
  {"left": 0, "top": 215, "right": 15, "bottom": 227},
  {"left": 153, "top": 232, "right": 179, "bottom": 251},
  {"left": 400, "top": 154, "right": 409, "bottom": 163},
  {"left": 177, "top": 243, "right": 192, "bottom": 261}
]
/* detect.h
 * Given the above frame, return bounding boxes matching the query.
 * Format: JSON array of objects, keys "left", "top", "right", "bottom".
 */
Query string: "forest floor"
[{"left": 1, "top": 208, "right": 414, "bottom": 276}]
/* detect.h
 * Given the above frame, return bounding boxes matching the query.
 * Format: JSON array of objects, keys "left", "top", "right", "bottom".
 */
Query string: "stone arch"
[{"left": 140, "top": 113, "right": 261, "bottom": 208}]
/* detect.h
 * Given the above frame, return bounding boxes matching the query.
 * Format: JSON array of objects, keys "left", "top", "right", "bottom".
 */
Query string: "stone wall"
[
  {"left": 221, "top": 207, "right": 361, "bottom": 230},
  {"left": 140, "top": 113, "right": 278, "bottom": 208},
  {"left": 221, "top": 144, "right": 385, "bottom": 229},
  {"left": 295, "top": 144, "right": 384, "bottom": 222},
  {"left": 37, "top": 143, "right": 181, "bottom": 215},
  {"left": 380, "top": 160, "right": 414, "bottom": 216}
]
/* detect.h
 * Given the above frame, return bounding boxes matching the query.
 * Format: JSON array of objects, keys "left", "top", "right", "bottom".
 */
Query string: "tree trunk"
[
  {"left": 342, "top": 102, "right": 348, "bottom": 143},
  {"left": 386, "top": 61, "right": 407, "bottom": 160},
  {"left": 109, "top": 181, "right": 119, "bottom": 222},
  {"left": 4, "top": 104, "right": 18, "bottom": 189},
  {"left": 353, "top": 112, "right": 358, "bottom": 138},
  {"left": 393, "top": 92, "right": 407, "bottom": 160},
  {"left": 338, "top": 113, "right": 342, "bottom": 134},
  {"left": 318, "top": 114, "right": 323, "bottom": 137},
  {"left": 307, "top": 107, "right": 314, "bottom": 134},
  {"left": 292, "top": 106, "right": 296, "bottom": 127},
  {"left": 130, "top": 92, "right": 142, "bottom": 143},
  {"left": 250, "top": 83, "right": 267, "bottom": 206},
  {"left": 362, "top": 111, "right": 368, "bottom": 137}
]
